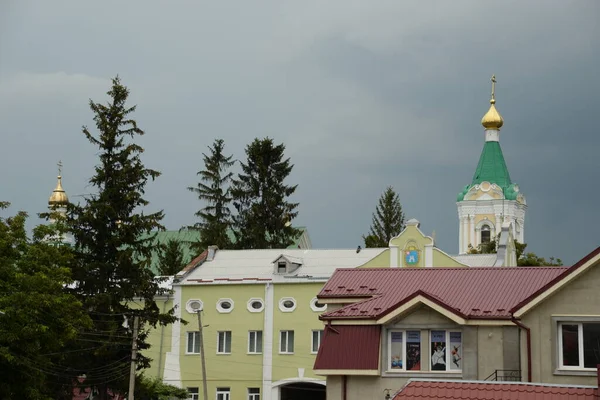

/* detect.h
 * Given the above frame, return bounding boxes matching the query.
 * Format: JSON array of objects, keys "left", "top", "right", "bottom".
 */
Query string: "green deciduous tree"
[
  {"left": 0, "top": 203, "right": 91, "bottom": 400},
  {"left": 363, "top": 187, "right": 405, "bottom": 248},
  {"left": 188, "top": 139, "right": 235, "bottom": 250},
  {"left": 66, "top": 77, "right": 176, "bottom": 398},
  {"left": 231, "top": 137, "right": 300, "bottom": 249},
  {"left": 157, "top": 238, "right": 190, "bottom": 276},
  {"left": 135, "top": 375, "right": 188, "bottom": 400}
]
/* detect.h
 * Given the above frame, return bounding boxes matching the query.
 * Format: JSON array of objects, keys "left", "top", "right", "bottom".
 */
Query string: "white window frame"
[
  {"left": 187, "top": 387, "right": 199, "bottom": 400},
  {"left": 217, "top": 331, "right": 232, "bottom": 354},
  {"left": 387, "top": 329, "right": 421, "bottom": 372},
  {"left": 216, "top": 298, "right": 234, "bottom": 313},
  {"left": 248, "top": 330, "right": 263, "bottom": 354},
  {"left": 276, "top": 261, "right": 288, "bottom": 273},
  {"left": 429, "top": 330, "right": 462, "bottom": 372},
  {"left": 310, "top": 297, "right": 327, "bottom": 312},
  {"left": 247, "top": 298, "right": 265, "bottom": 313},
  {"left": 247, "top": 388, "right": 260, "bottom": 400},
  {"left": 216, "top": 387, "right": 230, "bottom": 400},
  {"left": 186, "top": 331, "right": 200, "bottom": 354},
  {"left": 185, "top": 299, "right": 204, "bottom": 314},
  {"left": 557, "top": 322, "right": 600, "bottom": 370},
  {"left": 280, "top": 330, "right": 295, "bottom": 354},
  {"left": 279, "top": 297, "right": 297, "bottom": 312},
  {"left": 311, "top": 329, "right": 323, "bottom": 354}
]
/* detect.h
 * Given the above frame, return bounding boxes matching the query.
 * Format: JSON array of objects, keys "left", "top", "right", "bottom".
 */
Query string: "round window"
[
  {"left": 220, "top": 301, "right": 232, "bottom": 309},
  {"left": 314, "top": 301, "right": 325, "bottom": 308},
  {"left": 283, "top": 300, "right": 295, "bottom": 309},
  {"left": 251, "top": 301, "right": 263, "bottom": 309}
]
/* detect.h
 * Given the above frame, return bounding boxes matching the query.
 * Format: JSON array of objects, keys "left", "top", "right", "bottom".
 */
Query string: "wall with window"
[
  {"left": 521, "top": 263, "right": 600, "bottom": 385},
  {"left": 272, "top": 282, "right": 327, "bottom": 383},
  {"left": 178, "top": 283, "right": 265, "bottom": 400}
]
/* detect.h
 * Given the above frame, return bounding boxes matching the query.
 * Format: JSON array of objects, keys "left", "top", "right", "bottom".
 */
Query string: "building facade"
[
  {"left": 457, "top": 76, "right": 527, "bottom": 254},
  {"left": 313, "top": 246, "right": 600, "bottom": 400}
]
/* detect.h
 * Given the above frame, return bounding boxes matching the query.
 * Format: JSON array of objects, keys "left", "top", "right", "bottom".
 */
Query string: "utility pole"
[
  {"left": 128, "top": 315, "right": 140, "bottom": 400},
  {"left": 197, "top": 310, "right": 209, "bottom": 400}
]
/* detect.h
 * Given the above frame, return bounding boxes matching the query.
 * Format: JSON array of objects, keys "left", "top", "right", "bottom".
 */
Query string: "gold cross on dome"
[
  {"left": 490, "top": 75, "right": 497, "bottom": 101},
  {"left": 57, "top": 160, "right": 63, "bottom": 176}
]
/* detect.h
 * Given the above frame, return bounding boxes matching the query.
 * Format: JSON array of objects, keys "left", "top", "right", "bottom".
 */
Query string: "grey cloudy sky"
[{"left": 1, "top": 0, "right": 599, "bottom": 265}]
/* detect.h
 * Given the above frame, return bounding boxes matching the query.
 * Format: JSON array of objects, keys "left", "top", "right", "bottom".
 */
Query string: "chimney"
[{"left": 207, "top": 245, "right": 219, "bottom": 261}]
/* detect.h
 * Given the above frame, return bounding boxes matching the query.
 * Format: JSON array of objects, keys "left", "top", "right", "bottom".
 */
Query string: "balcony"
[{"left": 485, "top": 370, "right": 521, "bottom": 382}]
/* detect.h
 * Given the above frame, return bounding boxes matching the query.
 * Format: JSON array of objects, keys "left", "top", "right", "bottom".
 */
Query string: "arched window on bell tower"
[{"left": 481, "top": 225, "right": 491, "bottom": 244}]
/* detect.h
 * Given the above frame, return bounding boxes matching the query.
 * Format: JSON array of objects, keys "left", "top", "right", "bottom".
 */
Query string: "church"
[{"left": 45, "top": 76, "right": 528, "bottom": 400}]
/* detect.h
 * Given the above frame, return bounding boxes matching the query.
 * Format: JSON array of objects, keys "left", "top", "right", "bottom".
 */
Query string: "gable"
[{"left": 388, "top": 304, "right": 459, "bottom": 327}]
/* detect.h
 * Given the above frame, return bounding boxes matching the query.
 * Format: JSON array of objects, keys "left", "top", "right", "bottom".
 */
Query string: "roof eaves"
[
  {"left": 375, "top": 290, "right": 469, "bottom": 324},
  {"left": 176, "top": 249, "right": 208, "bottom": 280},
  {"left": 510, "top": 246, "right": 600, "bottom": 315}
]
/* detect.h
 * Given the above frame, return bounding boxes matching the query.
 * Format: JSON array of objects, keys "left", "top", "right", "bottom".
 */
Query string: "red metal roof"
[
  {"left": 319, "top": 267, "right": 566, "bottom": 320},
  {"left": 314, "top": 325, "right": 380, "bottom": 370},
  {"left": 393, "top": 380, "right": 598, "bottom": 399}
]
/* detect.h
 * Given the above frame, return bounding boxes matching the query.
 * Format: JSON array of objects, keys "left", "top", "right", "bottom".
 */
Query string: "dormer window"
[
  {"left": 273, "top": 255, "right": 303, "bottom": 274},
  {"left": 277, "top": 261, "right": 287, "bottom": 273}
]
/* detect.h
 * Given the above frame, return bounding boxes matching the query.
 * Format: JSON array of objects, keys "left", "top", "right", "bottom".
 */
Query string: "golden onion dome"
[
  {"left": 49, "top": 161, "right": 69, "bottom": 206},
  {"left": 481, "top": 75, "right": 504, "bottom": 130},
  {"left": 48, "top": 175, "right": 69, "bottom": 206}
]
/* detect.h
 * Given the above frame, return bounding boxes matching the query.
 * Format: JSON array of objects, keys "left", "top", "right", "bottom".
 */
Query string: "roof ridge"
[
  {"left": 405, "top": 378, "right": 598, "bottom": 389},
  {"left": 333, "top": 266, "right": 568, "bottom": 271}
]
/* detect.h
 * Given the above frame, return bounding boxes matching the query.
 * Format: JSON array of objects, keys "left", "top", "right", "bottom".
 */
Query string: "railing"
[{"left": 485, "top": 369, "right": 522, "bottom": 382}]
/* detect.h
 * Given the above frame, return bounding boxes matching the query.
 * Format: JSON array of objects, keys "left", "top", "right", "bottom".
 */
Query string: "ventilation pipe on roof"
[
  {"left": 207, "top": 245, "right": 218, "bottom": 261},
  {"left": 511, "top": 318, "right": 532, "bottom": 382}
]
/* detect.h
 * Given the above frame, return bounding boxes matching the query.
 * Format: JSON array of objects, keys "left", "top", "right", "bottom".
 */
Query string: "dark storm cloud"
[{"left": 1, "top": 0, "right": 598, "bottom": 264}]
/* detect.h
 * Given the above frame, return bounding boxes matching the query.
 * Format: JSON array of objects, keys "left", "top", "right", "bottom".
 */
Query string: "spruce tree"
[
  {"left": 66, "top": 77, "right": 175, "bottom": 398},
  {"left": 157, "top": 238, "right": 190, "bottom": 276},
  {"left": 231, "top": 137, "right": 300, "bottom": 249},
  {"left": 187, "top": 139, "right": 235, "bottom": 250},
  {"left": 363, "top": 187, "right": 405, "bottom": 248}
]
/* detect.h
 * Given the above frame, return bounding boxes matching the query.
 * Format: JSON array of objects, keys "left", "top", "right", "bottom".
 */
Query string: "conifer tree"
[
  {"left": 157, "top": 238, "right": 190, "bottom": 276},
  {"left": 188, "top": 139, "right": 235, "bottom": 250},
  {"left": 363, "top": 187, "right": 405, "bottom": 248},
  {"left": 66, "top": 77, "right": 175, "bottom": 398},
  {"left": 231, "top": 137, "right": 300, "bottom": 249}
]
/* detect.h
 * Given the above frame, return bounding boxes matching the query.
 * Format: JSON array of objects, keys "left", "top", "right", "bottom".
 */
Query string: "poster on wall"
[
  {"left": 449, "top": 332, "right": 462, "bottom": 370},
  {"left": 406, "top": 331, "right": 421, "bottom": 370},
  {"left": 430, "top": 330, "right": 447, "bottom": 371},
  {"left": 390, "top": 332, "right": 403, "bottom": 369}
]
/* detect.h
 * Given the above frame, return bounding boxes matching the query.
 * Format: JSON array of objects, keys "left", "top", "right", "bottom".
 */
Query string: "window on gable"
[
  {"left": 277, "top": 261, "right": 287, "bottom": 273},
  {"left": 481, "top": 225, "right": 491, "bottom": 243},
  {"left": 559, "top": 322, "right": 600, "bottom": 369},
  {"left": 387, "top": 329, "right": 462, "bottom": 372}
]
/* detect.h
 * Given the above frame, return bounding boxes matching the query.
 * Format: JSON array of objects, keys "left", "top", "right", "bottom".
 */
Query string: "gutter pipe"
[{"left": 511, "top": 318, "right": 532, "bottom": 382}]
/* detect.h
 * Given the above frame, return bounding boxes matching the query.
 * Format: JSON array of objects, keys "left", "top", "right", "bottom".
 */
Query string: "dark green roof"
[
  {"left": 457, "top": 141, "right": 514, "bottom": 202},
  {"left": 471, "top": 141, "right": 511, "bottom": 189},
  {"left": 143, "top": 227, "right": 308, "bottom": 275}
]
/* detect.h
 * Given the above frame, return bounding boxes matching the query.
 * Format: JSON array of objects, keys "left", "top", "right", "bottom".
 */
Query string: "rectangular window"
[
  {"left": 388, "top": 330, "right": 421, "bottom": 371},
  {"left": 559, "top": 322, "right": 600, "bottom": 369},
  {"left": 431, "top": 330, "right": 462, "bottom": 371},
  {"left": 277, "top": 262, "right": 287, "bottom": 273},
  {"left": 280, "top": 330, "right": 295, "bottom": 353},
  {"left": 312, "top": 330, "right": 324, "bottom": 353},
  {"left": 248, "top": 331, "right": 263, "bottom": 354},
  {"left": 216, "top": 387, "right": 230, "bottom": 400},
  {"left": 387, "top": 329, "right": 461, "bottom": 372},
  {"left": 248, "top": 388, "right": 260, "bottom": 400},
  {"left": 187, "top": 387, "right": 199, "bottom": 400},
  {"left": 187, "top": 332, "right": 200, "bottom": 354},
  {"left": 217, "top": 331, "right": 232, "bottom": 354}
]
